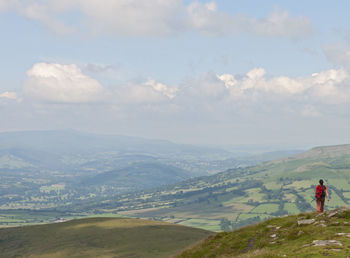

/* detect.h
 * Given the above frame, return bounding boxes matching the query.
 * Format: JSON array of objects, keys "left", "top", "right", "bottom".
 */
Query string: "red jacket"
[{"left": 315, "top": 185, "right": 326, "bottom": 199}]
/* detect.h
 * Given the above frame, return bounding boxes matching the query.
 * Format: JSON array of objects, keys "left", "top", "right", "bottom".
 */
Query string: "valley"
[
  {"left": 0, "top": 130, "right": 298, "bottom": 228},
  {"left": 63, "top": 144, "right": 350, "bottom": 232}
]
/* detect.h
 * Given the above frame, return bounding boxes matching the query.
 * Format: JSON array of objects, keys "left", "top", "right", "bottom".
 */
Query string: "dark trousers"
[{"left": 316, "top": 197, "right": 325, "bottom": 212}]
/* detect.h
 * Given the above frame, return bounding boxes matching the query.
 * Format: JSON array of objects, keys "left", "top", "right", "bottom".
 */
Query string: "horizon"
[
  {"left": 2, "top": 1, "right": 350, "bottom": 146},
  {"left": 0, "top": 128, "right": 337, "bottom": 151}
]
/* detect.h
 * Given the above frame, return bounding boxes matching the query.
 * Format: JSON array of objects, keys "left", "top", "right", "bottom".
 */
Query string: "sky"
[{"left": 1, "top": 0, "right": 350, "bottom": 146}]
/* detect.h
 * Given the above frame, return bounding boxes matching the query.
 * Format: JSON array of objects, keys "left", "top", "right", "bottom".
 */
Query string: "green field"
[
  {"left": 284, "top": 203, "right": 300, "bottom": 214},
  {"left": 0, "top": 217, "right": 212, "bottom": 258},
  {"left": 251, "top": 203, "right": 279, "bottom": 214}
]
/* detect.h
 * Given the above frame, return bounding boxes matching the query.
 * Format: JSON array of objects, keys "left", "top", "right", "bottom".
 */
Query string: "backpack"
[{"left": 315, "top": 185, "right": 326, "bottom": 199}]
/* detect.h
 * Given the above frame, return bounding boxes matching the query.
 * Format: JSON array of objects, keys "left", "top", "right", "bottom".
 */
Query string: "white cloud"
[
  {"left": 184, "top": 72, "right": 228, "bottom": 100},
  {"left": 187, "top": 4, "right": 312, "bottom": 38},
  {"left": 16, "top": 62, "right": 350, "bottom": 109},
  {"left": 144, "top": 79, "right": 178, "bottom": 99},
  {"left": 252, "top": 8, "right": 312, "bottom": 38},
  {"left": 0, "top": 1, "right": 312, "bottom": 38},
  {"left": 19, "top": 62, "right": 177, "bottom": 105},
  {"left": 117, "top": 78, "right": 178, "bottom": 104},
  {"left": 217, "top": 68, "right": 350, "bottom": 104},
  {"left": 0, "top": 0, "right": 74, "bottom": 34},
  {"left": 0, "top": 91, "right": 17, "bottom": 100},
  {"left": 23, "top": 63, "right": 105, "bottom": 103}
]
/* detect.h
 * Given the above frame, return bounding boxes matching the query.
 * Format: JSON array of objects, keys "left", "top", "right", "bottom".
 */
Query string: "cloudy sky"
[{"left": 1, "top": 0, "right": 350, "bottom": 146}]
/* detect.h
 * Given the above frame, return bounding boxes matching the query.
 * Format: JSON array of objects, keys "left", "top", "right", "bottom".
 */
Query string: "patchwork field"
[
  {"left": 90, "top": 144, "right": 350, "bottom": 231},
  {"left": 1, "top": 144, "right": 350, "bottom": 233}
]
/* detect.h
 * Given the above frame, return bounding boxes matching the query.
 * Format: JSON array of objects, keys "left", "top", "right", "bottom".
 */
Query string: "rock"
[
  {"left": 276, "top": 226, "right": 281, "bottom": 230},
  {"left": 335, "top": 233, "right": 350, "bottom": 237},
  {"left": 312, "top": 240, "right": 342, "bottom": 247},
  {"left": 297, "top": 230, "right": 304, "bottom": 236},
  {"left": 327, "top": 211, "right": 338, "bottom": 217},
  {"left": 270, "top": 234, "right": 277, "bottom": 238},
  {"left": 320, "top": 223, "right": 327, "bottom": 227},
  {"left": 298, "top": 219, "right": 315, "bottom": 225}
]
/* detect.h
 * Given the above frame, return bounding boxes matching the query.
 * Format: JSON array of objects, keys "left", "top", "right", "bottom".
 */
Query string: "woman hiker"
[{"left": 315, "top": 179, "right": 330, "bottom": 213}]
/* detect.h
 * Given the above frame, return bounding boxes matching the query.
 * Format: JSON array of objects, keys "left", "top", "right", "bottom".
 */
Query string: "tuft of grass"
[{"left": 336, "top": 209, "right": 350, "bottom": 219}]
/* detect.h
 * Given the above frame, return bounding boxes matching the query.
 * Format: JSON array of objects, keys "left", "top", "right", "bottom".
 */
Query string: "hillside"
[
  {"left": 178, "top": 207, "right": 350, "bottom": 257},
  {"left": 73, "top": 143, "right": 350, "bottom": 231},
  {"left": 0, "top": 217, "right": 212, "bottom": 258},
  {"left": 83, "top": 162, "right": 189, "bottom": 192}
]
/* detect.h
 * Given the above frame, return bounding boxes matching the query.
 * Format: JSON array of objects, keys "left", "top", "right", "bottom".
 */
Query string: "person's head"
[{"left": 319, "top": 179, "right": 324, "bottom": 185}]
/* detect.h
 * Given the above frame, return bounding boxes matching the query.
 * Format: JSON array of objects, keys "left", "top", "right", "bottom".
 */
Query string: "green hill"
[
  {"left": 178, "top": 207, "right": 350, "bottom": 257},
  {"left": 79, "top": 144, "right": 350, "bottom": 231},
  {"left": 83, "top": 162, "right": 189, "bottom": 191},
  {"left": 0, "top": 217, "right": 212, "bottom": 258}
]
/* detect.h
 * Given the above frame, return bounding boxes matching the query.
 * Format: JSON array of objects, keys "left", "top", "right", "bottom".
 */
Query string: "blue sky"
[{"left": 1, "top": 0, "right": 350, "bottom": 146}]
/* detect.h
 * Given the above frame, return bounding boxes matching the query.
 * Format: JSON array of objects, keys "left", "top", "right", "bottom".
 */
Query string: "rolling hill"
[
  {"left": 72, "top": 144, "right": 350, "bottom": 231},
  {"left": 83, "top": 162, "right": 189, "bottom": 192},
  {"left": 0, "top": 217, "right": 212, "bottom": 258}
]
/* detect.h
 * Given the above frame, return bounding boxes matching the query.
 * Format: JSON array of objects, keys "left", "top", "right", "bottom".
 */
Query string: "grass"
[
  {"left": 178, "top": 207, "right": 350, "bottom": 257},
  {"left": 251, "top": 204, "right": 279, "bottom": 214},
  {"left": 264, "top": 181, "right": 282, "bottom": 190},
  {"left": 0, "top": 217, "right": 212, "bottom": 258},
  {"left": 180, "top": 218, "right": 221, "bottom": 232},
  {"left": 284, "top": 203, "right": 300, "bottom": 214},
  {"left": 328, "top": 179, "right": 350, "bottom": 191},
  {"left": 238, "top": 213, "right": 271, "bottom": 220},
  {"left": 343, "top": 192, "right": 350, "bottom": 199},
  {"left": 284, "top": 180, "right": 314, "bottom": 189},
  {"left": 328, "top": 191, "right": 348, "bottom": 209}
]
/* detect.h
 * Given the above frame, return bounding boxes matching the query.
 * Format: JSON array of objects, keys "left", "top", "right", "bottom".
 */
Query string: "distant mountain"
[
  {"left": 0, "top": 217, "right": 212, "bottom": 258},
  {"left": 75, "top": 143, "right": 350, "bottom": 231},
  {"left": 0, "top": 130, "right": 234, "bottom": 172},
  {"left": 0, "top": 130, "right": 231, "bottom": 157},
  {"left": 83, "top": 162, "right": 190, "bottom": 192},
  {"left": 287, "top": 143, "right": 350, "bottom": 160}
]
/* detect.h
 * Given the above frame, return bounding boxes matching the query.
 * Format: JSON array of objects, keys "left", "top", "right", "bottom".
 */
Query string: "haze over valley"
[{"left": 1, "top": 1, "right": 350, "bottom": 257}]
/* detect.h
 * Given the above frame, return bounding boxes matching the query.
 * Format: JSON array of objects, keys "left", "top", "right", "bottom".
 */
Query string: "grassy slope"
[
  {"left": 0, "top": 217, "right": 212, "bottom": 258},
  {"left": 103, "top": 144, "right": 350, "bottom": 231},
  {"left": 178, "top": 207, "right": 350, "bottom": 257}
]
